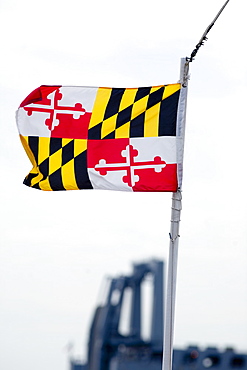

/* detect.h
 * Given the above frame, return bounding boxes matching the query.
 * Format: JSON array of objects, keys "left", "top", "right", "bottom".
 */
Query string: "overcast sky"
[{"left": 0, "top": 0, "right": 246, "bottom": 370}]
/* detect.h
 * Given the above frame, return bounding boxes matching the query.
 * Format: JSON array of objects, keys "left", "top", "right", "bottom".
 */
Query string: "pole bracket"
[{"left": 169, "top": 233, "right": 180, "bottom": 242}]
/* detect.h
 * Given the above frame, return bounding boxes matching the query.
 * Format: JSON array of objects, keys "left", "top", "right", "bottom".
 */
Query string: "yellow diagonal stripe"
[
  {"left": 49, "top": 149, "right": 62, "bottom": 175},
  {"left": 131, "top": 95, "right": 149, "bottom": 120},
  {"left": 115, "top": 122, "right": 130, "bottom": 138},
  {"left": 31, "top": 172, "right": 44, "bottom": 187},
  {"left": 89, "top": 87, "right": 112, "bottom": 129},
  {"left": 39, "top": 178, "right": 52, "bottom": 191},
  {"left": 74, "top": 139, "right": 87, "bottom": 157},
  {"left": 20, "top": 135, "right": 37, "bottom": 169},
  {"left": 150, "top": 85, "right": 163, "bottom": 94},
  {"left": 163, "top": 83, "right": 181, "bottom": 99},
  {"left": 38, "top": 137, "right": 50, "bottom": 165},
  {"left": 62, "top": 138, "right": 73, "bottom": 147},
  {"left": 101, "top": 114, "right": 118, "bottom": 138},
  {"left": 62, "top": 159, "right": 78, "bottom": 190},
  {"left": 119, "top": 88, "right": 138, "bottom": 111},
  {"left": 144, "top": 102, "right": 160, "bottom": 137},
  {"left": 20, "top": 135, "right": 46, "bottom": 188}
]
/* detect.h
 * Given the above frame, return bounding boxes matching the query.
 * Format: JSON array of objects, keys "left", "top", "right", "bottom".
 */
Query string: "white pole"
[
  {"left": 162, "top": 58, "right": 189, "bottom": 370},
  {"left": 162, "top": 190, "right": 182, "bottom": 370}
]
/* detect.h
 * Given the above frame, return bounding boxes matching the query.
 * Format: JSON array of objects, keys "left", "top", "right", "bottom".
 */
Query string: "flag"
[{"left": 16, "top": 84, "right": 187, "bottom": 192}]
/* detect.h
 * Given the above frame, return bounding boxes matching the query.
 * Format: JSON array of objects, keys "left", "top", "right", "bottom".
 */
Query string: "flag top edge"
[{"left": 19, "top": 84, "right": 181, "bottom": 108}]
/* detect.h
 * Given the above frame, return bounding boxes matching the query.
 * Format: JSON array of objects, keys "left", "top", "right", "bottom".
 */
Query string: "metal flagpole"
[
  {"left": 162, "top": 189, "right": 182, "bottom": 370},
  {"left": 162, "top": 2, "right": 230, "bottom": 369},
  {"left": 162, "top": 58, "right": 189, "bottom": 370}
]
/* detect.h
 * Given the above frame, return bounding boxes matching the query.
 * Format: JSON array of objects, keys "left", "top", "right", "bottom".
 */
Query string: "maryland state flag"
[{"left": 16, "top": 84, "right": 187, "bottom": 192}]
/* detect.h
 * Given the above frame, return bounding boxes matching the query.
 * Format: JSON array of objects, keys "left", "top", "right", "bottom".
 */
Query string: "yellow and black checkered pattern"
[
  {"left": 20, "top": 135, "right": 92, "bottom": 190},
  {"left": 88, "top": 84, "right": 181, "bottom": 140}
]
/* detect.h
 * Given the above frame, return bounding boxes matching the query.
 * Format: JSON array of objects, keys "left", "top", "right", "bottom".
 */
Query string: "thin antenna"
[{"left": 188, "top": 0, "right": 230, "bottom": 62}]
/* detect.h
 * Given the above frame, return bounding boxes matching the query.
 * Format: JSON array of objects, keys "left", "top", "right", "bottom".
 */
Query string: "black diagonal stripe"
[
  {"left": 48, "top": 168, "right": 65, "bottom": 191},
  {"left": 159, "top": 90, "right": 180, "bottom": 136},
  {"left": 103, "top": 131, "right": 115, "bottom": 140},
  {"left": 62, "top": 140, "right": 74, "bottom": 166},
  {"left": 130, "top": 112, "right": 145, "bottom": 137},
  {"left": 134, "top": 87, "right": 151, "bottom": 102},
  {"left": 23, "top": 173, "right": 39, "bottom": 187},
  {"left": 74, "top": 151, "right": 93, "bottom": 189},
  {"left": 28, "top": 136, "right": 39, "bottom": 163},
  {"left": 116, "top": 105, "right": 132, "bottom": 129},
  {"left": 50, "top": 138, "right": 62, "bottom": 156},
  {"left": 147, "top": 86, "right": 165, "bottom": 109},
  {"left": 88, "top": 123, "right": 102, "bottom": 140},
  {"left": 103, "top": 88, "right": 125, "bottom": 120},
  {"left": 39, "top": 158, "right": 49, "bottom": 178},
  {"left": 32, "top": 182, "right": 41, "bottom": 190}
]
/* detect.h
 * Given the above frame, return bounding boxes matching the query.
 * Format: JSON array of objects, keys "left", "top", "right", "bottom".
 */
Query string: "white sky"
[{"left": 0, "top": 0, "right": 246, "bottom": 370}]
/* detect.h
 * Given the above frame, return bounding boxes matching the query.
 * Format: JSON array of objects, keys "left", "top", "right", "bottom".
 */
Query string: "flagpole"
[
  {"left": 162, "top": 2, "right": 230, "bottom": 367},
  {"left": 162, "top": 58, "right": 189, "bottom": 370},
  {"left": 162, "top": 189, "right": 182, "bottom": 370}
]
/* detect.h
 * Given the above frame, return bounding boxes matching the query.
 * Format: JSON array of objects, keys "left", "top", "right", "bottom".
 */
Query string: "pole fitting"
[{"left": 169, "top": 233, "right": 180, "bottom": 242}]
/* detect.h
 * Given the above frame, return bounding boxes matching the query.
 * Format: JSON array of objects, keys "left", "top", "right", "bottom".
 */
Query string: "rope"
[{"left": 188, "top": 0, "right": 230, "bottom": 63}]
